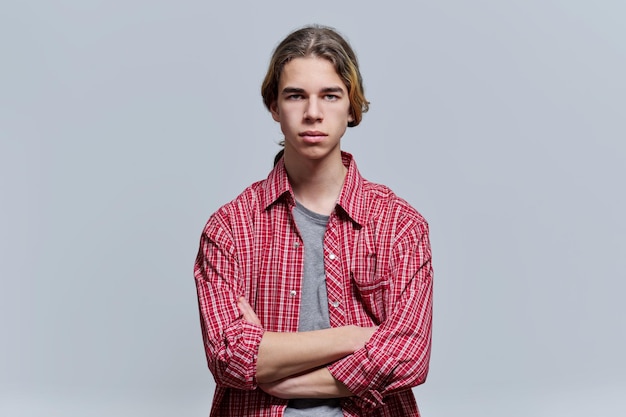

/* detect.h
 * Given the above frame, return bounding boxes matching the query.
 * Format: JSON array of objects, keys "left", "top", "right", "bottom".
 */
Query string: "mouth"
[
  {"left": 299, "top": 131, "right": 327, "bottom": 137},
  {"left": 299, "top": 131, "right": 328, "bottom": 143}
]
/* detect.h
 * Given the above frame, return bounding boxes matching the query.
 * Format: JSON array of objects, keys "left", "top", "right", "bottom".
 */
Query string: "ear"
[
  {"left": 347, "top": 109, "right": 354, "bottom": 124},
  {"left": 270, "top": 101, "right": 280, "bottom": 122}
]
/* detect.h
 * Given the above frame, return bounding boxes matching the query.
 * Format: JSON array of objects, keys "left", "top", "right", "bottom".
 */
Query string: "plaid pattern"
[{"left": 194, "top": 152, "right": 433, "bottom": 416}]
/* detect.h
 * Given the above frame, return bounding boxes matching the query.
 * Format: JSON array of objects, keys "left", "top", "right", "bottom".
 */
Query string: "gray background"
[{"left": 1, "top": 0, "right": 624, "bottom": 416}]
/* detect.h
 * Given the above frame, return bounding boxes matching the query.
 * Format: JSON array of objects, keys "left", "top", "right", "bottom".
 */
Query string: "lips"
[{"left": 299, "top": 131, "right": 328, "bottom": 144}]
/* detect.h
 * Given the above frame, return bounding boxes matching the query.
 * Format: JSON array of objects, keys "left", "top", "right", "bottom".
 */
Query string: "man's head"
[{"left": 261, "top": 25, "right": 369, "bottom": 128}]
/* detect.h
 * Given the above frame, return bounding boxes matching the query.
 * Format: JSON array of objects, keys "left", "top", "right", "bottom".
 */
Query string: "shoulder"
[
  {"left": 203, "top": 179, "right": 268, "bottom": 235},
  {"left": 362, "top": 179, "right": 429, "bottom": 239}
]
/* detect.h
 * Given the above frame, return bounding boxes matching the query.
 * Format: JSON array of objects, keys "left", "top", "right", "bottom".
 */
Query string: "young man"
[{"left": 194, "top": 25, "right": 433, "bottom": 416}]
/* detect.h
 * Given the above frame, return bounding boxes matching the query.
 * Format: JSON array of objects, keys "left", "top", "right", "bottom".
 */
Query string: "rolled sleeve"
[
  {"left": 194, "top": 214, "right": 264, "bottom": 390},
  {"left": 329, "top": 222, "right": 433, "bottom": 411},
  {"left": 213, "top": 319, "right": 265, "bottom": 389},
  {"left": 328, "top": 345, "right": 395, "bottom": 409}
]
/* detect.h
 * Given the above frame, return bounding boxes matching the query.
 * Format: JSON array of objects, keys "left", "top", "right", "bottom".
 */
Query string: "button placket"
[{"left": 324, "top": 216, "right": 346, "bottom": 324}]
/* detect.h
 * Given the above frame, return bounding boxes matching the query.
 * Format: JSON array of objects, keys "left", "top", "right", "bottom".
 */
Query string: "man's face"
[{"left": 271, "top": 56, "right": 353, "bottom": 162}]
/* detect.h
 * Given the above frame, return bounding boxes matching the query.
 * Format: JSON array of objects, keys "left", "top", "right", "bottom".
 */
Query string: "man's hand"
[{"left": 238, "top": 296, "right": 262, "bottom": 326}]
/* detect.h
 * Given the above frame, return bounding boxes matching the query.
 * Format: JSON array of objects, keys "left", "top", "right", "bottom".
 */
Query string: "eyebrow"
[
  {"left": 281, "top": 87, "right": 305, "bottom": 95},
  {"left": 321, "top": 86, "right": 345, "bottom": 94},
  {"left": 281, "top": 86, "right": 346, "bottom": 95}
]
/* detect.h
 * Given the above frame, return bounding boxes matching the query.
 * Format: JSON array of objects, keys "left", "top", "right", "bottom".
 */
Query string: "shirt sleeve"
[
  {"left": 327, "top": 220, "right": 433, "bottom": 411},
  {"left": 194, "top": 213, "right": 264, "bottom": 390}
]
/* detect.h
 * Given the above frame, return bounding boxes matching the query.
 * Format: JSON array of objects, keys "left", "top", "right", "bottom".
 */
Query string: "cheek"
[
  {"left": 342, "top": 102, "right": 353, "bottom": 120},
  {"left": 275, "top": 109, "right": 300, "bottom": 133},
  {"left": 281, "top": 105, "right": 303, "bottom": 121}
]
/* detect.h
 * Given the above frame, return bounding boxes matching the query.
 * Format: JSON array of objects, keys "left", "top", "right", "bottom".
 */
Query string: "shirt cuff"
[
  {"left": 219, "top": 320, "right": 265, "bottom": 389},
  {"left": 327, "top": 345, "right": 396, "bottom": 410}
]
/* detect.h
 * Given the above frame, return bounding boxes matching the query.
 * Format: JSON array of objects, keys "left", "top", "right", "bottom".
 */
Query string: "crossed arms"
[
  {"left": 236, "top": 296, "right": 377, "bottom": 399},
  {"left": 194, "top": 209, "right": 433, "bottom": 410}
]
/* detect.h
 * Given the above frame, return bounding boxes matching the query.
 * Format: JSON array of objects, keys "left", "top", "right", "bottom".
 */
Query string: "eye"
[
  {"left": 287, "top": 94, "right": 304, "bottom": 100},
  {"left": 324, "top": 94, "right": 339, "bottom": 101}
]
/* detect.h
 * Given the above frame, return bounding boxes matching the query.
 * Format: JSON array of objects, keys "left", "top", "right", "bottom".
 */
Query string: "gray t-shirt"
[{"left": 283, "top": 203, "right": 343, "bottom": 417}]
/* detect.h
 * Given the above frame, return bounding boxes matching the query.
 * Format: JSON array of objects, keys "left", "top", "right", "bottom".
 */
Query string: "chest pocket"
[{"left": 350, "top": 225, "right": 388, "bottom": 324}]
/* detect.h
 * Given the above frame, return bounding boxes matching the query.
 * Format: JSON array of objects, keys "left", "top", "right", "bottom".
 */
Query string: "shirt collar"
[{"left": 261, "top": 151, "right": 368, "bottom": 227}]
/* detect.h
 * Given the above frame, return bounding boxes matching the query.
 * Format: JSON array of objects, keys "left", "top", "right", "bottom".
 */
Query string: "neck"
[{"left": 284, "top": 152, "right": 347, "bottom": 216}]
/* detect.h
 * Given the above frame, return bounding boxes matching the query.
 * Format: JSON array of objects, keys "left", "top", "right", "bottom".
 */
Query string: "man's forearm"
[
  {"left": 256, "top": 326, "right": 374, "bottom": 383},
  {"left": 259, "top": 367, "right": 353, "bottom": 399},
  {"left": 237, "top": 297, "right": 376, "bottom": 383}
]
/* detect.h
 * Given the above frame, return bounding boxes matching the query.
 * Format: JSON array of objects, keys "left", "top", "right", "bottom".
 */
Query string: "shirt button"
[
  {"left": 328, "top": 253, "right": 337, "bottom": 260},
  {"left": 331, "top": 301, "right": 340, "bottom": 308},
  {"left": 289, "top": 290, "right": 297, "bottom": 297},
  {"left": 294, "top": 241, "right": 300, "bottom": 248}
]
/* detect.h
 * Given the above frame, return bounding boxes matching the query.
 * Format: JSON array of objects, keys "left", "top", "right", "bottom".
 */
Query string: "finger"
[
  {"left": 237, "top": 296, "right": 251, "bottom": 310},
  {"left": 237, "top": 296, "right": 251, "bottom": 317},
  {"left": 237, "top": 296, "right": 262, "bottom": 325}
]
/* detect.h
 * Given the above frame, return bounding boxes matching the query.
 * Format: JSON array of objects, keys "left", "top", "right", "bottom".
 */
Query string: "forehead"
[{"left": 279, "top": 56, "right": 346, "bottom": 89}]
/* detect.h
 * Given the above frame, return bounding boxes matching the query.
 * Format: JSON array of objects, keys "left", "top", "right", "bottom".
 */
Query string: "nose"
[{"left": 304, "top": 97, "right": 323, "bottom": 122}]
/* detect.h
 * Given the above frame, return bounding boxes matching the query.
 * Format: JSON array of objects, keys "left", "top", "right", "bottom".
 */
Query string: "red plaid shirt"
[{"left": 194, "top": 152, "right": 433, "bottom": 416}]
